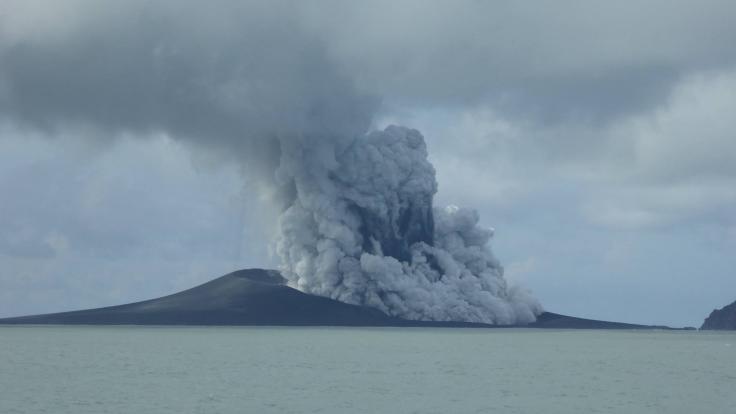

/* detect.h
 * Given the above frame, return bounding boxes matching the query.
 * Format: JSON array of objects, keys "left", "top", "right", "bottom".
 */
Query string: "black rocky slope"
[
  {"left": 0, "top": 268, "right": 679, "bottom": 329},
  {"left": 701, "top": 300, "right": 736, "bottom": 330}
]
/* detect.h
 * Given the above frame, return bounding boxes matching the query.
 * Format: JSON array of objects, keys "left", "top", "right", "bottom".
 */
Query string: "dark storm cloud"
[
  {"left": 0, "top": 0, "right": 377, "bottom": 178},
  {"left": 3, "top": 1, "right": 736, "bottom": 138},
  {"left": 312, "top": 0, "right": 736, "bottom": 123}
]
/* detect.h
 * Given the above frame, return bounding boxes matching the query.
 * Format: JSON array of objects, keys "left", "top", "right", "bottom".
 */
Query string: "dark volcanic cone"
[
  {"left": 0, "top": 269, "right": 683, "bottom": 329},
  {"left": 0, "top": 269, "right": 400, "bottom": 326}
]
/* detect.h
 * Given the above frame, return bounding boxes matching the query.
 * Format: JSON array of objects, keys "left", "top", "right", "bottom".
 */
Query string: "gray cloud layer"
[
  {"left": 315, "top": 1, "right": 736, "bottom": 121},
  {"left": 1, "top": 0, "right": 377, "bottom": 183},
  {"left": 4, "top": 1, "right": 736, "bottom": 131}
]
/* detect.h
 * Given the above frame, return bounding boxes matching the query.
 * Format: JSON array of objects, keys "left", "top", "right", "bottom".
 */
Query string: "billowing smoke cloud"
[
  {"left": 277, "top": 126, "right": 540, "bottom": 323},
  {"left": 0, "top": 1, "right": 540, "bottom": 323}
]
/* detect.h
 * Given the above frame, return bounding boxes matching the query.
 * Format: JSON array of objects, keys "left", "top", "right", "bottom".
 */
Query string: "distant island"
[
  {"left": 701, "top": 300, "right": 736, "bottom": 330},
  {"left": 0, "top": 268, "right": 687, "bottom": 329}
]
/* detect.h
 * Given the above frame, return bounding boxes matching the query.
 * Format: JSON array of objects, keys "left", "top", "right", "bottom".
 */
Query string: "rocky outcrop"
[{"left": 701, "top": 300, "right": 736, "bottom": 330}]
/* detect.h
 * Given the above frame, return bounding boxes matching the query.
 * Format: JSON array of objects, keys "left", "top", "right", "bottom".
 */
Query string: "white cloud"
[
  {"left": 629, "top": 70, "right": 736, "bottom": 182},
  {"left": 386, "top": 68, "right": 736, "bottom": 230},
  {"left": 581, "top": 70, "right": 736, "bottom": 228}
]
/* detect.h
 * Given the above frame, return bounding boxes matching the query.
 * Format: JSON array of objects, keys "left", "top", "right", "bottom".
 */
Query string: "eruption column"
[{"left": 276, "top": 126, "right": 541, "bottom": 324}]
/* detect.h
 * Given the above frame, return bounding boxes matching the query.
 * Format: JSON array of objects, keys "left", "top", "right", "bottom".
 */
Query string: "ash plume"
[
  {"left": 0, "top": 1, "right": 541, "bottom": 324},
  {"left": 277, "top": 126, "right": 541, "bottom": 323}
]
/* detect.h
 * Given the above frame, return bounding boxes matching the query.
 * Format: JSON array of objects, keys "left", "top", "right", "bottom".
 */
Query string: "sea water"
[{"left": 0, "top": 326, "right": 734, "bottom": 413}]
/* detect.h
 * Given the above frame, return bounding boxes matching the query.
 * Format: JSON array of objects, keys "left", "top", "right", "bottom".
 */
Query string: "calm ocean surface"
[{"left": 1, "top": 326, "right": 734, "bottom": 413}]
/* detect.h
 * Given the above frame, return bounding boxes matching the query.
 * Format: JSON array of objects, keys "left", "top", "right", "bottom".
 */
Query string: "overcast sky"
[{"left": 1, "top": 0, "right": 735, "bottom": 326}]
